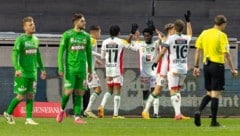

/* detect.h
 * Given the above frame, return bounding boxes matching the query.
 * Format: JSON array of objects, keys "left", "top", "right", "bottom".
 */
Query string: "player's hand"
[
  {"left": 184, "top": 10, "right": 191, "bottom": 22},
  {"left": 193, "top": 67, "right": 200, "bottom": 77},
  {"left": 58, "top": 71, "right": 64, "bottom": 77},
  {"left": 152, "top": 63, "right": 157, "bottom": 70},
  {"left": 131, "top": 23, "right": 138, "bottom": 34},
  {"left": 40, "top": 71, "right": 47, "bottom": 80},
  {"left": 231, "top": 69, "right": 238, "bottom": 77},
  {"left": 155, "top": 29, "right": 166, "bottom": 40},
  {"left": 146, "top": 20, "right": 156, "bottom": 32},
  {"left": 88, "top": 73, "right": 93, "bottom": 82},
  {"left": 96, "top": 59, "right": 104, "bottom": 67},
  {"left": 15, "top": 70, "right": 22, "bottom": 77}
]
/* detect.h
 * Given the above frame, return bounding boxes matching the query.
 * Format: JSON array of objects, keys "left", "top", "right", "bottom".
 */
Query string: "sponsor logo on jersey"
[
  {"left": 71, "top": 45, "right": 85, "bottom": 50},
  {"left": 25, "top": 49, "right": 37, "bottom": 54}
]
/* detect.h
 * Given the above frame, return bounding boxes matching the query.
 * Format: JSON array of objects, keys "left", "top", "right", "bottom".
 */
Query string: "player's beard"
[{"left": 78, "top": 25, "right": 85, "bottom": 30}]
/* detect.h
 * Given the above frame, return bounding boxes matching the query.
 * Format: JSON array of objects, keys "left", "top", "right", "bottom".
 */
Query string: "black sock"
[
  {"left": 211, "top": 98, "right": 219, "bottom": 123},
  {"left": 199, "top": 95, "right": 211, "bottom": 112},
  {"left": 143, "top": 90, "right": 150, "bottom": 101}
]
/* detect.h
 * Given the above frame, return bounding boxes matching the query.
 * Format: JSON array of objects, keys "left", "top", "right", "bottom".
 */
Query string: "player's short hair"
[
  {"left": 72, "top": 13, "right": 84, "bottom": 23},
  {"left": 22, "top": 16, "right": 34, "bottom": 27},
  {"left": 109, "top": 25, "right": 120, "bottom": 37},
  {"left": 164, "top": 23, "right": 174, "bottom": 33},
  {"left": 174, "top": 19, "right": 185, "bottom": 33},
  {"left": 89, "top": 25, "right": 101, "bottom": 31},
  {"left": 142, "top": 27, "right": 153, "bottom": 35},
  {"left": 214, "top": 15, "right": 227, "bottom": 26}
]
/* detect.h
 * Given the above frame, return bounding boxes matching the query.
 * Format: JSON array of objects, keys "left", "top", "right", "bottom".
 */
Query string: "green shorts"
[
  {"left": 64, "top": 71, "right": 87, "bottom": 90},
  {"left": 14, "top": 76, "right": 37, "bottom": 95}
]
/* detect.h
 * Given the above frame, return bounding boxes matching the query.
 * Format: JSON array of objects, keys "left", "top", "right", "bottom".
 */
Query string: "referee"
[{"left": 193, "top": 15, "right": 238, "bottom": 127}]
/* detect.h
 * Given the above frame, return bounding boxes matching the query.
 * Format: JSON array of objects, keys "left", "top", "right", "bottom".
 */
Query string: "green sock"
[
  {"left": 7, "top": 97, "right": 21, "bottom": 114},
  {"left": 61, "top": 94, "right": 69, "bottom": 110},
  {"left": 26, "top": 99, "right": 33, "bottom": 118},
  {"left": 73, "top": 95, "right": 82, "bottom": 116}
]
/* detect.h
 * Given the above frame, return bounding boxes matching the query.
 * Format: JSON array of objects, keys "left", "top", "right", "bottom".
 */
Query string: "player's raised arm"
[{"left": 184, "top": 10, "right": 192, "bottom": 37}]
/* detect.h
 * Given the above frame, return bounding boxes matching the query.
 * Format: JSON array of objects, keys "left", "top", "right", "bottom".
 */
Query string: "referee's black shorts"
[{"left": 203, "top": 61, "right": 225, "bottom": 91}]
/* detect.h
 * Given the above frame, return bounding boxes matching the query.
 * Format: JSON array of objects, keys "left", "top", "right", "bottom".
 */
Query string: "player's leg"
[
  {"left": 140, "top": 77, "right": 150, "bottom": 107},
  {"left": 98, "top": 76, "right": 113, "bottom": 118},
  {"left": 85, "top": 73, "right": 101, "bottom": 118},
  {"left": 150, "top": 76, "right": 160, "bottom": 118},
  {"left": 209, "top": 62, "right": 224, "bottom": 127},
  {"left": 112, "top": 76, "right": 124, "bottom": 119},
  {"left": 25, "top": 78, "right": 39, "bottom": 125},
  {"left": 56, "top": 72, "right": 74, "bottom": 123},
  {"left": 72, "top": 72, "right": 88, "bottom": 124},
  {"left": 4, "top": 76, "right": 26, "bottom": 124},
  {"left": 142, "top": 75, "right": 164, "bottom": 119},
  {"left": 168, "top": 72, "right": 189, "bottom": 120}
]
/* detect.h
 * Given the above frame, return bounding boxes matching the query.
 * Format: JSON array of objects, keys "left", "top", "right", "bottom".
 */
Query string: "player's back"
[
  {"left": 101, "top": 37, "right": 129, "bottom": 77},
  {"left": 166, "top": 34, "right": 191, "bottom": 74}
]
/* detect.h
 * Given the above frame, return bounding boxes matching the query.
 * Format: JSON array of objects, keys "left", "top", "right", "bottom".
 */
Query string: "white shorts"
[
  {"left": 107, "top": 76, "right": 123, "bottom": 87},
  {"left": 156, "top": 74, "right": 167, "bottom": 87},
  {"left": 88, "top": 73, "right": 101, "bottom": 89},
  {"left": 167, "top": 72, "right": 186, "bottom": 90},
  {"left": 140, "top": 76, "right": 156, "bottom": 90}
]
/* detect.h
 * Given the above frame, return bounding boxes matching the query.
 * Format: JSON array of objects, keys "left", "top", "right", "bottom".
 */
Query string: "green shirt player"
[
  {"left": 4, "top": 16, "right": 46, "bottom": 125},
  {"left": 56, "top": 13, "right": 92, "bottom": 124}
]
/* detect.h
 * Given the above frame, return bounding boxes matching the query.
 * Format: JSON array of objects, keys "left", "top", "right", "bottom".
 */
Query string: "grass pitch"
[{"left": 0, "top": 117, "right": 240, "bottom": 136}]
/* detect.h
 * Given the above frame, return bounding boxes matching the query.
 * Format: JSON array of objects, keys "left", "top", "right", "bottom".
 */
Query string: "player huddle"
[{"left": 2, "top": 11, "right": 237, "bottom": 127}]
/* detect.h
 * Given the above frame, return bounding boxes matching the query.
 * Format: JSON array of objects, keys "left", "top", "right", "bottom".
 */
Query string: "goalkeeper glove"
[
  {"left": 184, "top": 10, "right": 191, "bottom": 22},
  {"left": 131, "top": 23, "right": 138, "bottom": 34},
  {"left": 152, "top": 62, "right": 157, "bottom": 70}
]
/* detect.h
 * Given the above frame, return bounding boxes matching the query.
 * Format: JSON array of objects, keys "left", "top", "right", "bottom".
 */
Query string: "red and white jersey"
[
  {"left": 164, "top": 34, "right": 191, "bottom": 74},
  {"left": 156, "top": 45, "right": 169, "bottom": 76},
  {"left": 101, "top": 37, "right": 130, "bottom": 77},
  {"left": 130, "top": 40, "right": 159, "bottom": 77}
]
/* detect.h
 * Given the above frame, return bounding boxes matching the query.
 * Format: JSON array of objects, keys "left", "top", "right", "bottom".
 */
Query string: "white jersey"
[
  {"left": 130, "top": 40, "right": 159, "bottom": 77},
  {"left": 164, "top": 34, "right": 191, "bottom": 74},
  {"left": 101, "top": 37, "right": 130, "bottom": 77}
]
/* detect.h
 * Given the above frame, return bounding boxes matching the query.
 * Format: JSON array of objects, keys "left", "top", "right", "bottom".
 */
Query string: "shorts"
[
  {"left": 156, "top": 74, "right": 167, "bottom": 87},
  {"left": 88, "top": 73, "right": 101, "bottom": 89},
  {"left": 140, "top": 76, "right": 156, "bottom": 90},
  {"left": 14, "top": 76, "right": 37, "bottom": 95},
  {"left": 204, "top": 61, "right": 225, "bottom": 91},
  {"left": 107, "top": 76, "right": 123, "bottom": 87},
  {"left": 167, "top": 72, "right": 186, "bottom": 90},
  {"left": 64, "top": 71, "right": 87, "bottom": 90}
]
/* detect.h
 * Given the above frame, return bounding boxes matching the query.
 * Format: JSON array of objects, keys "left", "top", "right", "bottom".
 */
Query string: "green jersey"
[
  {"left": 12, "top": 34, "right": 45, "bottom": 79},
  {"left": 58, "top": 29, "right": 92, "bottom": 74}
]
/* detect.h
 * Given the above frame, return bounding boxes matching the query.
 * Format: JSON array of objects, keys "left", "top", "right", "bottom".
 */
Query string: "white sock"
[
  {"left": 113, "top": 95, "right": 121, "bottom": 116},
  {"left": 171, "top": 93, "right": 181, "bottom": 116},
  {"left": 153, "top": 97, "right": 160, "bottom": 115},
  {"left": 101, "top": 92, "right": 111, "bottom": 108},
  {"left": 85, "top": 92, "right": 98, "bottom": 112},
  {"left": 143, "top": 94, "right": 154, "bottom": 112}
]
